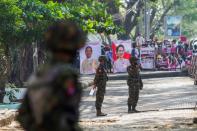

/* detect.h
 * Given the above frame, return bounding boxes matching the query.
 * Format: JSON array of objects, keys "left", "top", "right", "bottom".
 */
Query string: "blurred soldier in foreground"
[
  {"left": 93, "top": 56, "right": 108, "bottom": 116},
  {"left": 127, "top": 57, "right": 143, "bottom": 113},
  {"left": 17, "top": 20, "right": 86, "bottom": 131}
]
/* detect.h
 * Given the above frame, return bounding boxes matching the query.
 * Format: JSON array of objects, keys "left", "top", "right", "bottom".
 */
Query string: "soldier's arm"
[
  {"left": 93, "top": 74, "right": 98, "bottom": 86},
  {"left": 94, "top": 67, "right": 100, "bottom": 85},
  {"left": 94, "top": 66, "right": 105, "bottom": 81},
  {"left": 127, "top": 66, "right": 130, "bottom": 73},
  {"left": 127, "top": 66, "right": 132, "bottom": 75},
  {"left": 137, "top": 68, "right": 143, "bottom": 89}
]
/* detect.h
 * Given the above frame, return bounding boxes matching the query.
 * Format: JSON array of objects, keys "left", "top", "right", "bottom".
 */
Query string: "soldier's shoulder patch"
[{"left": 64, "top": 79, "right": 76, "bottom": 96}]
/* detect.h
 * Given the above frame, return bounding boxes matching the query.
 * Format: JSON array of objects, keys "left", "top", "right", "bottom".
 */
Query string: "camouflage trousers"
[
  {"left": 95, "top": 82, "right": 106, "bottom": 110},
  {"left": 127, "top": 81, "right": 140, "bottom": 107},
  {"left": 191, "top": 56, "right": 197, "bottom": 83}
]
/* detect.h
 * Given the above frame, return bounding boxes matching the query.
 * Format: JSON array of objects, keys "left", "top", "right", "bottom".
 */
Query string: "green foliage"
[
  {"left": 168, "top": 0, "right": 197, "bottom": 38},
  {"left": 0, "top": 0, "right": 118, "bottom": 45},
  {"left": 0, "top": 0, "right": 23, "bottom": 43},
  {"left": 147, "top": 0, "right": 197, "bottom": 39}
]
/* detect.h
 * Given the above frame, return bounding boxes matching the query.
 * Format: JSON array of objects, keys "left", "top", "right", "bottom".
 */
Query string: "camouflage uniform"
[
  {"left": 17, "top": 21, "right": 86, "bottom": 131},
  {"left": 192, "top": 43, "right": 197, "bottom": 85},
  {"left": 94, "top": 56, "right": 108, "bottom": 116},
  {"left": 127, "top": 57, "right": 143, "bottom": 113},
  {"left": 192, "top": 55, "right": 197, "bottom": 85}
]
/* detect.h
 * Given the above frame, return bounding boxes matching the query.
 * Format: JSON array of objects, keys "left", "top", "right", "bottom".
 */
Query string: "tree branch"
[
  {"left": 124, "top": 0, "right": 143, "bottom": 37},
  {"left": 150, "top": 2, "right": 173, "bottom": 39}
]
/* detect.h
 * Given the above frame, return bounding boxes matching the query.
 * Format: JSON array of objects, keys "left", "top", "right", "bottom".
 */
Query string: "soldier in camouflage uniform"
[
  {"left": 17, "top": 20, "right": 86, "bottom": 131},
  {"left": 192, "top": 42, "right": 197, "bottom": 85},
  {"left": 93, "top": 56, "right": 108, "bottom": 116},
  {"left": 127, "top": 57, "right": 143, "bottom": 113}
]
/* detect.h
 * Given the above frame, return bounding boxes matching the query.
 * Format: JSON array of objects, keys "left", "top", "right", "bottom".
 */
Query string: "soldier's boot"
[
  {"left": 132, "top": 106, "right": 139, "bottom": 113},
  {"left": 96, "top": 109, "right": 107, "bottom": 116},
  {"left": 193, "top": 117, "right": 197, "bottom": 124},
  {"left": 128, "top": 105, "right": 132, "bottom": 113},
  {"left": 194, "top": 81, "right": 197, "bottom": 85}
]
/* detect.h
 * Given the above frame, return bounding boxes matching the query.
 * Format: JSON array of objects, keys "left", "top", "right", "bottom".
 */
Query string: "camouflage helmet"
[
  {"left": 98, "top": 56, "right": 106, "bottom": 62},
  {"left": 45, "top": 20, "right": 87, "bottom": 53},
  {"left": 129, "top": 57, "right": 138, "bottom": 63}
]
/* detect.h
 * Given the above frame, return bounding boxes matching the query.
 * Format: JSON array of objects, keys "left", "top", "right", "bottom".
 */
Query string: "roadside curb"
[{"left": 108, "top": 71, "right": 188, "bottom": 80}]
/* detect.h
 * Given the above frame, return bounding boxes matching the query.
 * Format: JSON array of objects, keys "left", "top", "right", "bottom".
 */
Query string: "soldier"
[
  {"left": 192, "top": 42, "right": 197, "bottom": 85},
  {"left": 127, "top": 57, "right": 143, "bottom": 113},
  {"left": 93, "top": 56, "right": 108, "bottom": 116},
  {"left": 17, "top": 20, "right": 86, "bottom": 131}
]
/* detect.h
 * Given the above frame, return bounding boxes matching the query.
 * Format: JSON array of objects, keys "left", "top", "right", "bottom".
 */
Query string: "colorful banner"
[
  {"left": 141, "top": 47, "right": 155, "bottom": 69},
  {"left": 80, "top": 42, "right": 101, "bottom": 74},
  {"left": 141, "top": 59, "right": 155, "bottom": 69},
  {"left": 112, "top": 40, "right": 132, "bottom": 73}
]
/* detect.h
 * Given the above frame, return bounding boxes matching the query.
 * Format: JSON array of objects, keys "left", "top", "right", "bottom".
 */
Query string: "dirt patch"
[{"left": 79, "top": 118, "right": 118, "bottom": 126}]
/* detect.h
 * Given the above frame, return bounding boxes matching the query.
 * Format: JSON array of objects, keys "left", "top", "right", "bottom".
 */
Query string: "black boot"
[
  {"left": 96, "top": 109, "right": 107, "bottom": 117},
  {"left": 194, "top": 81, "right": 197, "bottom": 85},
  {"left": 128, "top": 105, "right": 132, "bottom": 113},
  {"left": 132, "top": 106, "right": 139, "bottom": 113}
]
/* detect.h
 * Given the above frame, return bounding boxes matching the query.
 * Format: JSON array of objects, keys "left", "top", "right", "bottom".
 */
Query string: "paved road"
[
  {"left": 79, "top": 77, "right": 197, "bottom": 130},
  {"left": 1, "top": 77, "right": 197, "bottom": 130}
]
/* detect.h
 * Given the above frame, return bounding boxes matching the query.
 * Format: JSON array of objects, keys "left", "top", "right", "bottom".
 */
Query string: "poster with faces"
[
  {"left": 80, "top": 42, "right": 101, "bottom": 75},
  {"left": 112, "top": 40, "right": 132, "bottom": 73}
]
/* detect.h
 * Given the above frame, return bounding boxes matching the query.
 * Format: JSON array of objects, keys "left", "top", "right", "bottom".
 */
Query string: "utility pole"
[
  {"left": 144, "top": 0, "right": 147, "bottom": 41},
  {"left": 144, "top": 0, "right": 150, "bottom": 41}
]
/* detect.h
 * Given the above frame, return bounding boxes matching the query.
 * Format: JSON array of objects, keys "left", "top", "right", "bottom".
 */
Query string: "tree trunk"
[
  {"left": 9, "top": 45, "right": 22, "bottom": 86},
  {"left": 38, "top": 41, "right": 46, "bottom": 65},
  {"left": 150, "top": 7, "right": 157, "bottom": 27},
  {"left": 33, "top": 42, "right": 39, "bottom": 72},
  {"left": 123, "top": 0, "right": 139, "bottom": 39},
  {"left": 107, "top": 35, "right": 112, "bottom": 46},
  {"left": 150, "top": 3, "right": 173, "bottom": 39},
  {"left": 0, "top": 44, "right": 10, "bottom": 103},
  {"left": 123, "top": 0, "right": 143, "bottom": 39},
  {"left": 106, "top": 1, "right": 123, "bottom": 27},
  {"left": 9, "top": 43, "right": 33, "bottom": 87},
  {"left": 19, "top": 43, "right": 34, "bottom": 83}
]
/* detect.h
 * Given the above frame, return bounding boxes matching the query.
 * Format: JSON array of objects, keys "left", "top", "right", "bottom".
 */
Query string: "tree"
[{"left": 0, "top": 0, "right": 118, "bottom": 87}]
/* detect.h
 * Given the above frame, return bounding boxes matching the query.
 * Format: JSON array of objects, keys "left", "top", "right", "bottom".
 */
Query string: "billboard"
[
  {"left": 166, "top": 16, "right": 182, "bottom": 37},
  {"left": 141, "top": 47, "right": 155, "bottom": 69},
  {"left": 112, "top": 40, "right": 132, "bottom": 73},
  {"left": 80, "top": 42, "right": 101, "bottom": 74}
]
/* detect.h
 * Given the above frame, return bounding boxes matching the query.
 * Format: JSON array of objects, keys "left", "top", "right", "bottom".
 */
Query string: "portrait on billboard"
[
  {"left": 112, "top": 40, "right": 131, "bottom": 73},
  {"left": 80, "top": 42, "right": 101, "bottom": 74}
]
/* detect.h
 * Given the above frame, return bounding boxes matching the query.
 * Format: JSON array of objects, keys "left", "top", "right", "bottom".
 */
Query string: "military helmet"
[
  {"left": 98, "top": 56, "right": 106, "bottom": 62},
  {"left": 45, "top": 20, "right": 87, "bottom": 53},
  {"left": 129, "top": 57, "right": 138, "bottom": 63}
]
